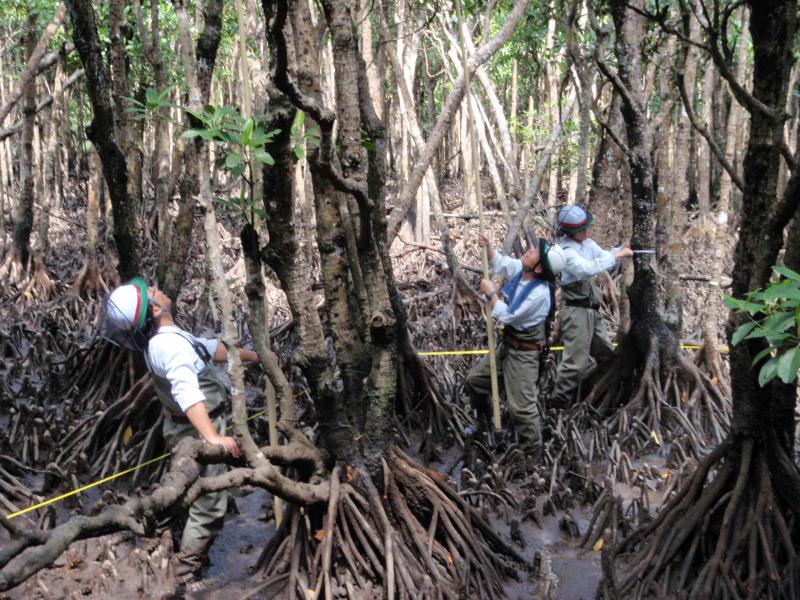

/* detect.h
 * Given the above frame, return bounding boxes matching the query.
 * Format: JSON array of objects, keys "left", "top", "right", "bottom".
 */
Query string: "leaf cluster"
[
  {"left": 182, "top": 104, "right": 279, "bottom": 176},
  {"left": 725, "top": 266, "right": 800, "bottom": 387}
]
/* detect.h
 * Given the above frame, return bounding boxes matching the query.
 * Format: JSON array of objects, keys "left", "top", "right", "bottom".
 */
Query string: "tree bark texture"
[
  {"left": 606, "top": 0, "right": 662, "bottom": 337},
  {"left": 263, "top": 0, "right": 357, "bottom": 462},
  {"left": 730, "top": 0, "right": 797, "bottom": 439},
  {"left": 158, "top": 0, "right": 223, "bottom": 301},
  {"left": 66, "top": 0, "right": 140, "bottom": 280},
  {"left": 11, "top": 14, "right": 38, "bottom": 272}
]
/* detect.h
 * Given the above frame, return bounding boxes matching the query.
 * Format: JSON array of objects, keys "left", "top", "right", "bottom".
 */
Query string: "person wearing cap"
[
  {"left": 552, "top": 205, "right": 633, "bottom": 408},
  {"left": 465, "top": 234, "right": 566, "bottom": 457},
  {"left": 104, "top": 278, "right": 256, "bottom": 580}
]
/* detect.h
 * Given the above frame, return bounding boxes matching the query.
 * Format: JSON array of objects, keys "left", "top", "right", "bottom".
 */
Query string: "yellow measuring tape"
[
  {"left": 418, "top": 343, "right": 729, "bottom": 357},
  {"left": 4, "top": 341, "right": 730, "bottom": 520},
  {"left": 4, "top": 409, "right": 268, "bottom": 521}
]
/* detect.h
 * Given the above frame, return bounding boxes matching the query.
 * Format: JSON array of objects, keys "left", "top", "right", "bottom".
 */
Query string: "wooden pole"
[{"left": 456, "top": 0, "right": 502, "bottom": 431}]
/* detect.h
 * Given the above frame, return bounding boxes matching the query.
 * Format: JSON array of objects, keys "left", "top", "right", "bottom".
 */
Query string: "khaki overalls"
[
  {"left": 465, "top": 322, "right": 545, "bottom": 451},
  {"left": 551, "top": 275, "right": 614, "bottom": 407},
  {"left": 149, "top": 335, "right": 229, "bottom": 554}
]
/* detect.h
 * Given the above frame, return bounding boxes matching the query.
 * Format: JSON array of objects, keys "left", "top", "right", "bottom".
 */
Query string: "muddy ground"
[{"left": 0, "top": 192, "right": 731, "bottom": 598}]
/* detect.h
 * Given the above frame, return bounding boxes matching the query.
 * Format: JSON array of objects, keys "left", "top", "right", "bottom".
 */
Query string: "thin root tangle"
[
  {"left": 18, "top": 258, "right": 56, "bottom": 303},
  {"left": 0, "top": 254, "right": 28, "bottom": 293},
  {"left": 251, "top": 447, "right": 524, "bottom": 599},
  {"left": 395, "top": 344, "right": 472, "bottom": 461},
  {"left": 571, "top": 333, "right": 730, "bottom": 458},
  {"left": 599, "top": 435, "right": 800, "bottom": 600},
  {"left": 70, "top": 256, "right": 112, "bottom": 300}
]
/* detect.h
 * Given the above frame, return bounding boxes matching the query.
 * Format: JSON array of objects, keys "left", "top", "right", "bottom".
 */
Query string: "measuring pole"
[{"left": 455, "top": 0, "right": 502, "bottom": 431}]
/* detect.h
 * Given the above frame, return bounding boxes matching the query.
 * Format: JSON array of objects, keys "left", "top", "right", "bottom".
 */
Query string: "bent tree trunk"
[{"left": 600, "top": 2, "right": 800, "bottom": 598}]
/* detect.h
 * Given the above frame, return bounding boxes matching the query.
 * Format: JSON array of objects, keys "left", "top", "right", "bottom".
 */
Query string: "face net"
[{"left": 97, "top": 292, "right": 149, "bottom": 353}]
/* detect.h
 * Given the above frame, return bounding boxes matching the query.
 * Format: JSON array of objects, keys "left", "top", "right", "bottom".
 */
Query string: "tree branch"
[
  {"left": 0, "top": 69, "right": 85, "bottom": 142},
  {"left": 675, "top": 62, "right": 744, "bottom": 190},
  {"left": 0, "top": 4, "right": 67, "bottom": 126},
  {"left": 386, "top": 0, "right": 530, "bottom": 240}
]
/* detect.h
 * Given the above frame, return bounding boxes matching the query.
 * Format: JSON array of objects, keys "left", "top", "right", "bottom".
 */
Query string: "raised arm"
[{"left": 213, "top": 343, "right": 259, "bottom": 363}]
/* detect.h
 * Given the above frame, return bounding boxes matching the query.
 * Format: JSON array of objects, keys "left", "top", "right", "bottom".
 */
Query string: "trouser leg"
[
  {"left": 465, "top": 346, "right": 506, "bottom": 430},
  {"left": 502, "top": 348, "right": 542, "bottom": 451},
  {"left": 163, "top": 414, "right": 229, "bottom": 555},
  {"left": 552, "top": 306, "right": 593, "bottom": 407},
  {"left": 590, "top": 310, "right": 615, "bottom": 364}
]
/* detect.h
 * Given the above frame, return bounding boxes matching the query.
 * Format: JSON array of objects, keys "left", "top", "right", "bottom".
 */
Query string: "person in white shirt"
[
  {"left": 552, "top": 205, "right": 633, "bottom": 408},
  {"left": 104, "top": 278, "right": 257, "bottom": 579},
  {"left": 465, "top": 234, "right": 565, "bottom": 456}
]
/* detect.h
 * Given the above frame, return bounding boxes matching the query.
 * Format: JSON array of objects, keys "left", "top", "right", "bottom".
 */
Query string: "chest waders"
[
  {"left": 552, "top": 272, "right": 614, "bottom": 407},
  {"left": 147, "top": 332, "right": 230, "bottom": 555},
  {"left": 465, "top": 315, "right": 546, "bottom": 454}
]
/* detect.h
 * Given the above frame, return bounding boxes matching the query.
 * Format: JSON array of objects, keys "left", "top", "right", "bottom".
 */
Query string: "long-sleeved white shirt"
[
  {"left": 558, "top": 237, "right": 618, "bottom": 285},
  {"left": 488, "top": 252, "right": 551, "bottom": 330},
  {"left": 145, "top": 326, "right": 218, "bottom": 412}
]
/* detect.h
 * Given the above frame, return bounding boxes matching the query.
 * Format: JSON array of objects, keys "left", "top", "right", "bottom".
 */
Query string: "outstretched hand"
[
  {"left": 615, "top": 244, "right": 634, "bottom": 259},
  {"left": 207, "top": 434, "right": 241, "bottom": 458},
  {"left": 477, "top": 234, "right": 496, "bottom": 261}
]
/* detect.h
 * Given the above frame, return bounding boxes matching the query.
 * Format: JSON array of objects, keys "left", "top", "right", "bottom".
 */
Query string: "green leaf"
[
  {"left": 252, "top": 208, "right": 268, "bottom": 218},
  {"left": 743, "top": 326, "right": 770, "bottom": 340},
  {"left": 723, "top": 296, "right": 745, "bottom": 310},
  {"left": 225, "top": 152, "right": 243, "bottom": 168},
  {"left": 293, "top": 145, "right": 306, "bottom": 160},
  {"left": 739, "top": 301, "right": 767, "bottom": 315},
  {"left": 185, "top": 108, "right": 210, "bottom": 124},
  {"left": 758, "top": 358, "right": 780, "bottom": 387},
  {"left": 759, "top": 312, "right": 796, "bottom": 335},
  {"left": 763, "top": 332, "right": 791, "bottom": 347},
  {"left": 751, "top": 346, "right": 773, "bottom": 366},
  {"left": 293, "top": 110, "right": 306, "bottom": 130},
  {"left": 773, "top": 265, "right": 800, "bottom": 281},
  {"left": 249, "top": 128, "right": 269, "bottom": 147},
  {"left": 242, "top": 118, "right": 254, "bottom": 145},
  {"left": 253, "top": 149, "right": 275, "bottom": 165},
  {"left": 181, "top": 128, "right": 215, "bottom": 140},
  {"left": 761, "top": 282, "right": 800, "bottom": 302},
  {"left": 731, "top": 322, "right": 757, "bottom": 346},
  {"left": 145, "top": 87, "right": 159, "bottom": 106},
  {"left": 776, "top": 347, "right": 800, "bottom": 384},
  {"left": 123, "top": 95, "right": 146, "bottom": 109}
]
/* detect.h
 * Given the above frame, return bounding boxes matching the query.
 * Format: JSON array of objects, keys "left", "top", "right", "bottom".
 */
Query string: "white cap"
[
  {"left": 106, "top": 278, "right": 149, "bottom": 332},
  {"left": 557, "top": 205, "right": 593, "bottom": 233}
]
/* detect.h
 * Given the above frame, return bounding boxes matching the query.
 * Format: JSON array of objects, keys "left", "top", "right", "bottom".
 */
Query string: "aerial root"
[
  {"left": 70, "top": 256, "right": 112, "bottom": 300},
  {"left": 0, "top": 438, "right": 327, "bottom": 591},
  {"left": 0, "top": 254, "right": 28, "bottom": 293},
  {"left": 253, "top": 448, "right": 523, "bottom": 599},
  {"left": 570, "top": 334, "right": 729, "bottom": 459},
  {"left": 18, "top": 258, "right": 56, "bottom": 302},
  {"left": 395, "top": 345, "right": 472, "bottom": 458},
  {"left": 598, "top": 436, "right": 800, "bottom": 600}
]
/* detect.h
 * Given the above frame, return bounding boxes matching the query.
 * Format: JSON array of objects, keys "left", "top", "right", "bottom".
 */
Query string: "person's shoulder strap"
[{"left": 151, "top": 330, "right": 212, "bottom": 364}]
